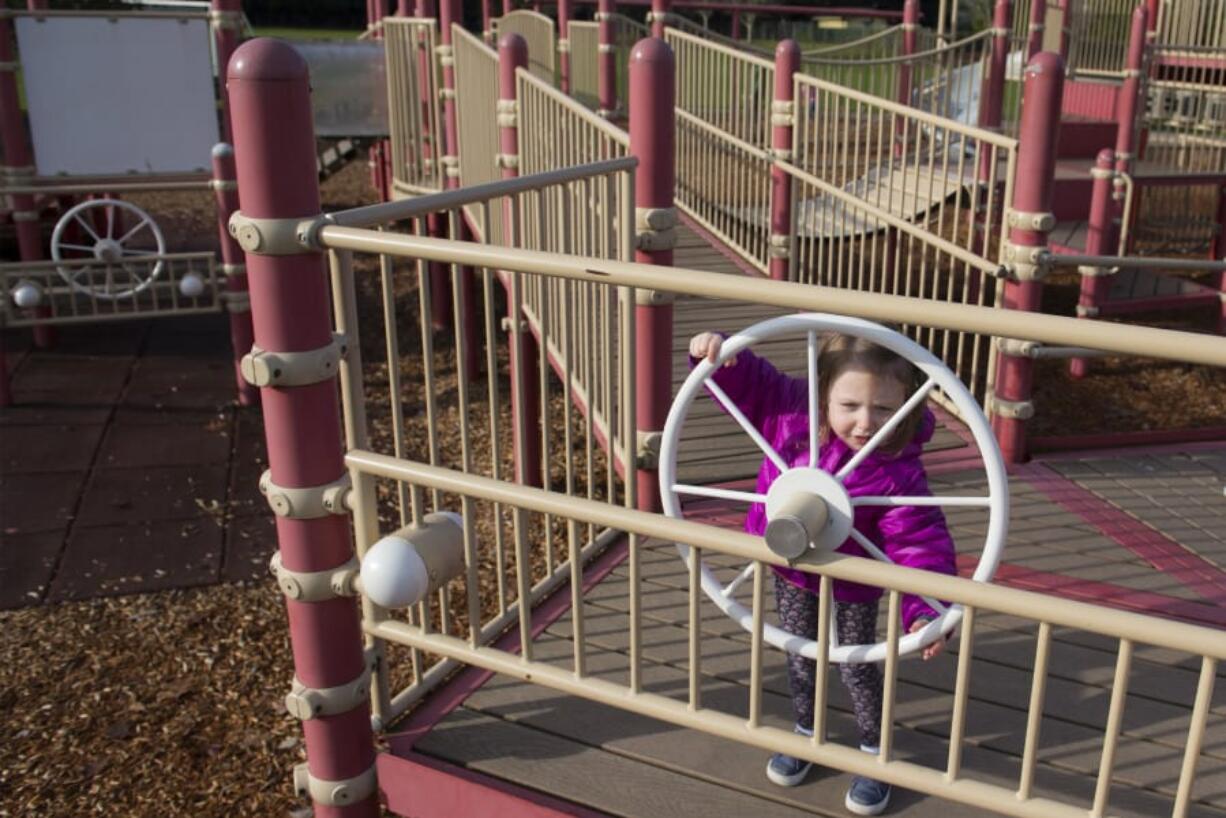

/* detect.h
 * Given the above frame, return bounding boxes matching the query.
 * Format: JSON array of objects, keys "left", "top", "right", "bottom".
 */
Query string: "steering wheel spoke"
[
  {"left": 671, "top": 483, "right": 766, "bottom": 505},
  {"left": 704, "top": 377, "right": 789, "bottom": 473}
]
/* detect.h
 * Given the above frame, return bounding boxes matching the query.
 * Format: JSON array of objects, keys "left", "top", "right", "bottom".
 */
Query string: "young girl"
[{"left": 688, "top": 330, "right": 956, "bottom": 817}]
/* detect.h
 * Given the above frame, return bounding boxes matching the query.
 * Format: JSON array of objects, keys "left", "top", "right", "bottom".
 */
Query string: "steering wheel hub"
[{"left": 764, "top": 467, "right": 852, "bottom": 559}]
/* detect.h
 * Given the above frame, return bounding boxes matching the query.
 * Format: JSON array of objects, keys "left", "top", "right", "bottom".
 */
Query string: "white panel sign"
[{"left": 17, "top": 16, "right": 220, "bottom": 176}]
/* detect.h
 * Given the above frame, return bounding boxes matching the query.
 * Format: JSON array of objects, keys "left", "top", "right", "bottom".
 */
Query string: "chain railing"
[
  {"left": 790, "top": 72, "right": 1018, "bottom": 412},
  {"left": 802, "top": 29, "right": 1002, "bottom": 128},
  {"left": 385, "top": 17, "right": 445, "bottom": 195}
]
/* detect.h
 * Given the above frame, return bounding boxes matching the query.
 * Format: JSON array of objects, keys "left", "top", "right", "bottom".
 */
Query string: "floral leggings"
[{"left": 774, "top": 574, "right": 883, "bottom": 748}]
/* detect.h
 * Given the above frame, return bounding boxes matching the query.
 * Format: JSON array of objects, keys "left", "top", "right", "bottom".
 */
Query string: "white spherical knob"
[
  {"left": 361, "top": 533, "right": 431, "bottom": 609},
  {"left": 12, "top": 280, "right": 44, "bottom": 309},
  {"left": 179, "top": 272, "right": 205, "bottom": 298}
]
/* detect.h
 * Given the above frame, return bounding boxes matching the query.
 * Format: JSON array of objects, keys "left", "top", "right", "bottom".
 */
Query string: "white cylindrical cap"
[{"left": 361, "top": 534, "right": 430, "bottom": 609}]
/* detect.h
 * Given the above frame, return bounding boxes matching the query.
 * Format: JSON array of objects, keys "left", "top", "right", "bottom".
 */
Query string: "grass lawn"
[{"left": 249, "top": 26, "right": 365, "bottom": 42}]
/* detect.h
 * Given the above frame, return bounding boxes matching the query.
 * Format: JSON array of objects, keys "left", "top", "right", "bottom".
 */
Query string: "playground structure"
[
  {"left": 0, "top": 2, "right": 256, "bottom": 406},
  {"left": 3, "top": 0, "right": 1224, "bottom": 816},
  {"left": 212, "top": 0, "right": 1226, "bottom": 815}
]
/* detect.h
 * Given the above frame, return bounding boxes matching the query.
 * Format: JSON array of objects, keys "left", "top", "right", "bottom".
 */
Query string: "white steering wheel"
[
  {"left": 51, "top": 199, "right": 166, "bottom": 300},
  {"left": 658, "top": 314, "right": 1009, "bottom": 664}
]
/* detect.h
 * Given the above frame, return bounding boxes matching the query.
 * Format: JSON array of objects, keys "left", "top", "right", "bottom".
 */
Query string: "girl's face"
[{"left": 825, "top": 367, "right": 907, "bottom": 451}]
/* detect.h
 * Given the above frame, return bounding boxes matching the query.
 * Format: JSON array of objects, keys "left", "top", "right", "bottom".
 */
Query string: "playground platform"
[{"left": 1, "top": 224, "right": 1224, "bottom": 817}]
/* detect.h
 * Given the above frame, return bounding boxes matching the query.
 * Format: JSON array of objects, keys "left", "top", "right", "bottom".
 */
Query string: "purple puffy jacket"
[{"left": 694, "top": 345, "right": 956, "bottom": 629}]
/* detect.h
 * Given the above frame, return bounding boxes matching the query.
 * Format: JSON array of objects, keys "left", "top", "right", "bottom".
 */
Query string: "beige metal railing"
[
  {"left": 492, "top": 9, "right": 556, "bottom": 83},
  {"left": 452, "top": 24, "right": 502, "bottom": 235},
  {"left": 667, "top": 28, "right": 775, "bottom": 270},
  {"left": 790, "top": 72, "right": 1018, "bottom": 411},
  {"left": 568, "top": 19, "right": 600, "bottom": 109},
  {"left": 1155, "top": 0, "right": 1226, "bottom": 51},
  {"left": 319, "top": 162, "right": 638, "bottom": 720},
  {"left": 0, "top": 253, "right": 221, "bottom": 327},
  {"left": 313, "top": 213, "right": 1225, "bottom": 817},
  {"left": 515, "top": 69, "right": 635, "bottom": 479},
  {"left": 385, "top": 17, "right": 445, "bottom": 196}
]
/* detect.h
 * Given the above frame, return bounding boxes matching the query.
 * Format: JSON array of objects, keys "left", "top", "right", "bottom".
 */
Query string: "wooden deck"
[{"left": 380, "top": 221, "right": 1226, "bottom": 818}]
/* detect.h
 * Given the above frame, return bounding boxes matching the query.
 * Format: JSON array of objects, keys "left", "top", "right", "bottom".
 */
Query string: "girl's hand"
[
  {"left": 689, "top": 332, "right": 736, "bottom": 367},
  {"left": 909, "top": 618, "right": 945, "bottom": 661}
]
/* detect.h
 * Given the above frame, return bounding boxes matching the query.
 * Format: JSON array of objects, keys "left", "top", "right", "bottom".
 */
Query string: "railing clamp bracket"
[
  {"left": 1006, "top": 209, "right": 1055, "bottom": 232},
  {"left": 496, "top": 99, "right": 519, "bottom": 128},
  {"left": 260, "top": 470, "right": 354, "bottom": 520},
  {"left": 241, "top": 333, "right": 349, "bottom": 388},
  {"left": 228, "top": 211, "right": 330, "bottom": 255},
  {"left": 987, "top": 394, "right": 1034, "bottom": 420},
  {"left": 269, "top": 551, "right": 360, "bottom": 602},
  {"left": 636, "top": 430, "right": 662, "bottom": 469},
  {"left": 635, "top": 206, "right": 677, "bottom": 252},
  {"left": 285, "top": 663, "right": 373, "bottom": 721},
  {"left": 293, "top": 764, "right": 377, "bottom": 808}
]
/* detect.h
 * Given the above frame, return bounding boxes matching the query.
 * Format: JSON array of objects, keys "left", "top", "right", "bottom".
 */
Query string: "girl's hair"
[{"left": 817, "top": 332, "right": 925, "bottom": 454}]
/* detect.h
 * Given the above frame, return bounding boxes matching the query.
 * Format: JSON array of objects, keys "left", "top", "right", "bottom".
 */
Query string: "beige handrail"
[{"left": 316, "top": 225, "right": 1226, "bottom": 368}]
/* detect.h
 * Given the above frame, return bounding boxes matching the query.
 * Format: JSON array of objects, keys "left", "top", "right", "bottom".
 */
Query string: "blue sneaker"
[
  {"left": 766, "top": 750, "right": 812, "bottom": 787},
  {"left": 845, "top": 775, "right": 891, "bottom": 815}
]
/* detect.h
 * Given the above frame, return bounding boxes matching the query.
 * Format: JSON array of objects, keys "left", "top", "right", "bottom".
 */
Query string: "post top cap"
[
  {"left": 498, "top": 31, "right": 529, "bottom": 60},
  {"left": 775, "top": 38, "right": 801, "bottom": 61},
  {"left": 211, "top": 142, "right": 234, "bottom": 159},
  {"left": 630, "top": 36, "right": 673, "bottom": 66},
  {"left": 228, "top": 38, "right": 309, "bottom": 83}
]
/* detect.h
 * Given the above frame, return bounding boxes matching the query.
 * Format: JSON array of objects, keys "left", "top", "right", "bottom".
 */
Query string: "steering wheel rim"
[
  {"left": 658, "top": 313, "right": 1009, "bottom": 664},
  {"left": 50, "top": 199, "right": 166, "bottom": 301}
]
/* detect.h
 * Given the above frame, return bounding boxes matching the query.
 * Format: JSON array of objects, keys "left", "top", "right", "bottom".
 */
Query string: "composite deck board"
[
  {"left": 589, "top": 560, "right": 1226, "bottom": 765},
  {"left": 415, "top": 550, "right": 1226, "bottom": 816}
]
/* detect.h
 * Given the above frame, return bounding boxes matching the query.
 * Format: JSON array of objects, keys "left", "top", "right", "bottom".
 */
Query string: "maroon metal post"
[
  {"left": 894, "top": 0, "right": 919, "bottom": 157},
  {"left": 977, "top": 0, "right": 1011, "bottom": 134},
  {"left": 769, "top": 40, "right": 799, "bottom": 282},
  {"left": 503, "top": 0, "right": 514, "bottom": 15},
  {"left": 211, "top": 0, "right": 244, "bottom": 142},
  {"left": 991, "top": 51, "right": 1064, "bottom": 464},
  {"left": 1026, "top": 0, "right": 1046, "bottom": 60},
  {"left": 499, "top": 34, "right": 543, "bottom": 488},
  {"left": 630, "top": 37, "right": 675, "bottom": 512},
  {"left": 227, "top": 39, "right": 378, "bottom": 818},
  {"left": 650, "top": 0, "right": 670, "bottom": 38},
  {"left": 558, "top": 0, "right": 572, "bottom": 94},
  {"left": 1216, "top": 183, "right": 1226, "bottom": 334},
  {"left": 211, "top": 143, "right": 259, "bottom": 406},
  {"left": 482, "top": 0, "right": 493, "bottom": 42},
  {"left": 897, "top": 0, "right": 919, "bottom": 109},
  {"left": 424, "top": 0, "right": 451, "bottom": 331},
  {"left": 1069, "top": 149, "right": 1116, "bottom": 379},
  {"left": 731, "top": 8, "right": 740, "bottom": 40},
  {"left": 1056, "top": 0, "right": 1071, "bottom": 59},
  {"left": 597, "top": 0, "right": 617, "bottom": 118},
  {"left": 439, "top": 0, "right": 480, "bottom": 379},
  {"left": 1114, "top": 5, "right": 1148, "bottom": 179},
  {"left": 0, "top": 12, "right": 53, "bottom": 350},
  {"left": 1145, "top": 0, "right": 1160, "bottom": 37}
]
